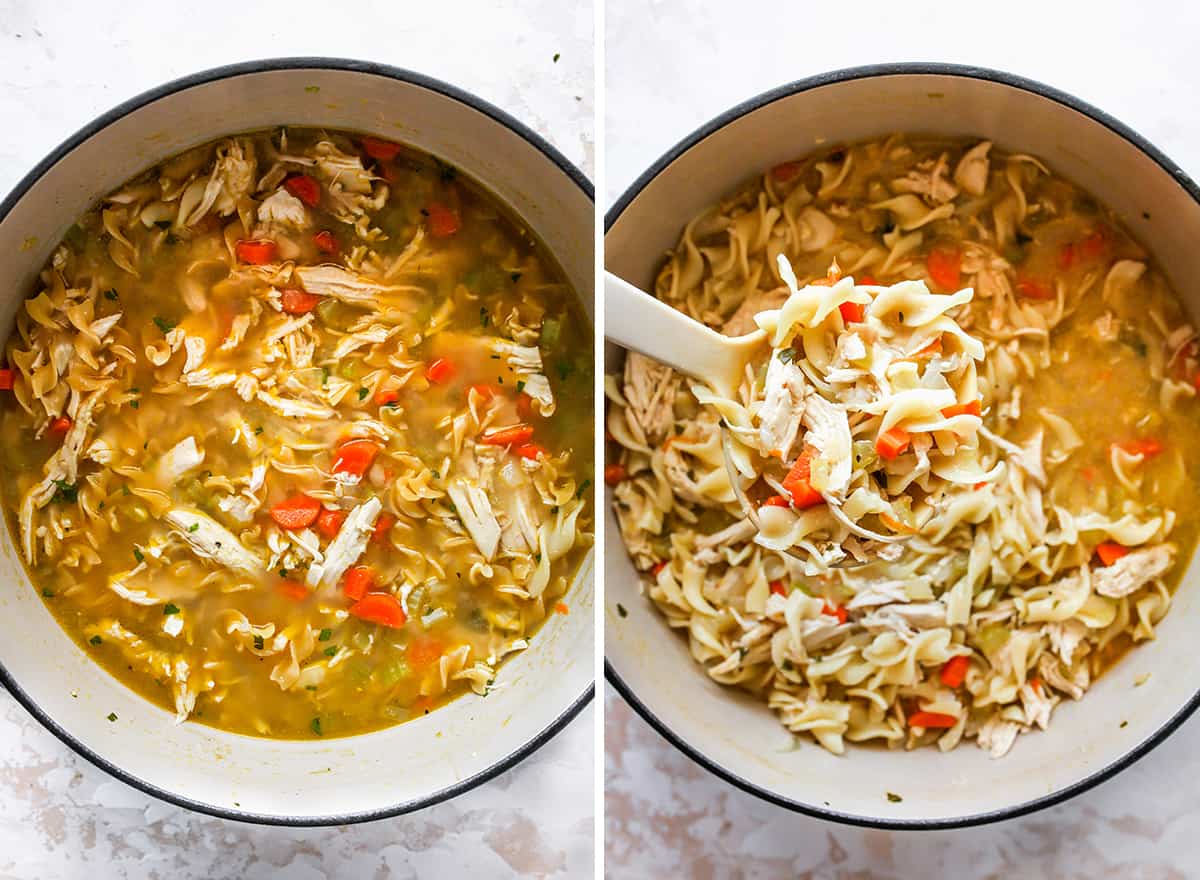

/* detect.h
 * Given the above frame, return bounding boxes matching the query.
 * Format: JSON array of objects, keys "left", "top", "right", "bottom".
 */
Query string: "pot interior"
[
  {"left": 604, "top": 69, "right": 1200, "bottom": 825},
  {"left": 0, "top": 62, "right": 594, "bottom": 823}
]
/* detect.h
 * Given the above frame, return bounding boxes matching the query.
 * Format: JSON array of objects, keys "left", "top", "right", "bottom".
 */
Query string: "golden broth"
[{"left": 1, "top": 128, "right": 593, "bottom": 738}]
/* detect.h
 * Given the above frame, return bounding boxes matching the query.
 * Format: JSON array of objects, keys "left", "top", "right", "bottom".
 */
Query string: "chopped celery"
[
  {"left": 540, "top": 317, "right": 562, "bottom": 349},
  {"left": 852, "top": 440, "right": 879, "bottom": 471},
  {"left": 975, "top": 623, "right": 1010, "bottom": 656},
  {"left": 375, "top": 658, "right": 410, "bottom": 686}
]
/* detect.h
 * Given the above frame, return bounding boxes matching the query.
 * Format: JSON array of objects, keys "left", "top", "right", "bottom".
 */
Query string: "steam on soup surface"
[
  {"left": 607, "top": 135, "right": 1199, "bottom": 758},
  {"left": 0, "top": 128, "right": 593, "bottom": 738}
]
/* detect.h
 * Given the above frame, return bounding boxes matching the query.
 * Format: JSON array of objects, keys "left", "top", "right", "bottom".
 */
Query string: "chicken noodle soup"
[
  {"left": 1, "top": 128, "right": 593, "bottom": 738},
  {"left": 607, "top": 135, "right": 1199, "bottom": 758}
]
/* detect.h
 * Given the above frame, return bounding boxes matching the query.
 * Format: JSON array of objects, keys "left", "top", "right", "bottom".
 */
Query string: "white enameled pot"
[
  {"left": 604, "top": 63, "right": 1200, "bottom": 828},
  {"left": 0, "top": 58, "right": 594, "bottom": 825}
]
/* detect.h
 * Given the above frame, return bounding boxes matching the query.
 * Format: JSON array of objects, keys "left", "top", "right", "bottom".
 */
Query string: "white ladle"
[{"left": 604, "top": 271, "right": 767, "bottom": 398}]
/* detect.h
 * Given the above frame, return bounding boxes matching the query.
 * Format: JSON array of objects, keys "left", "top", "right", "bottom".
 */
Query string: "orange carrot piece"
[
  {"left": 1096, "top": 542, "right": 1129, "bottom": 566},
  {"left": 515, "top": 443, "right": 546, "bottom": 460},
  {"left": 48, "top": 416, "right": 72, "bottom": 437},
  {"left": 909, "top": 711, "right": 958, "bottom": 729},
  {"left": 1115, "top": 438, "right": 1163, "bottom": 459},
  {"left": 838, "top": 301, "right": 865, "bottom": 324},
  {"left": 349, "top": 592, "right": 406, "bottom": 628},
  {"left": 555, "top": 602, "right": 569, "bottom": 615},
  {"left": 480, "top": 424, "right": 535, "bottom": 447},
  {"left": 941, "top": 400, "right": 982, "bottom": 418},
  {"left": 781, "top": 450, "right": 823, "bottom": 509},
  {"left": 769, "top": 580, "right": 788, "bottom": 597},
  {"left": 771, "top": 161, "right": 803, "bottom": 183},
  {"left": 315, "top": 507, "right": 346, "bottom": 539},
  {"left": 822, "top": 602, "right": 848, "bottom": 624},
  {"left": 940, "top": 655, "right": 970, "bottom": 688},
  {"left": 762, "top": 495, "right": 791, "bottom": 508},
  {"left": 269, "top": 494, "right": 322, "bottom": 530},
  {"left": 313, "top": 230, "right": 339, "bottom": 255},
  {"left": 1016, "top": 276, "right": 1054, "bottom": 300},
  {"left": 426, "top": 202, "right": 461, "bottom": 237},
  {"left": 280, "top": 288, "right": 321, "bottom": 315},
  {"left": 0, "top": 369, "right": 14, "bottom": 390},
  {"left": 235, "top": 239, "right": 278, "bottom": 264},
  {"left": 926, "top": 246, "right": 961, "bottom": 292},
  {"left": 277, "top": 580, "right": 310, "bottom": 602},
  {"left": 424, "top": 358, "right": 455, "bottom": 384},
  {"left": 331, "top": 439, "right": 381, "bottom": 477},
  {"left": 875, "top": 427, "right": 911, "bottom": 460},
  {"left": 361, "top": 136, "right": 402, "bottom": 161},
  {"left": 604, "top": 464, "right": 627, "bottom": 486},
  {"left": 283, "top": 174, "right": 321, "bottom": 207},
  {"left": 372, "top": 512, "right": 396, "bottom": 544},
  {"left": 407, "top": 635, "right": 445, "bottom": 666},
  {"left": 342, "top": 565, "right": 374, "bottom": 601}
]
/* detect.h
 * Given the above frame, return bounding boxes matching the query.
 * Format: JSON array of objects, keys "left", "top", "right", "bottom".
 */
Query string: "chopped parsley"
[
  {"left": 278, "top": 568, "right": 289, "bottom": 578},
  {"left": 438, "top": 162, "right": 457, "bottom": 183},
  {"left": 553, "top": 52, "right": 561, "bottom": 62},
  {"left": 97, "top": 502, "right": 105, "bottom": 510},
  {"left": 323, "top": 646, "right": 338, "bottom": 657},
  {"left": 510, "top": 272, "right": 522, "bottom": 283},
  {"left": 431, "top": 470, "right": 440, "bottom": 480},
  {"left": 886, "top": 792, "right": 903, "bottom": 803},
  {"left": 318, "top": 628, "right": 333, "bottom": 642},
  {"left": 154, "top": 220, "right": 172, "bottom": 230},
  {"left": 516, "top": 380, "right": 526, "bottom": 393},
  {"left": 163, "top": 603, "right": 181, "bottom": 615},
  {"left": 132, "top": 548, "right": 145, "bottom": 564},
  {"left": 616, "top": 603, "right": 628, "bottom": 618},
  {"left": 253, "top": 634, "right": 265, "bottom": 650},
  {"left": 310, "top": 717, "right": 323, "bottom": 736},
  {"left": 777, "top": 347, "right": 796, "bottom": 363},
  {"left": 254, "top": 426, "right": 264, "bottom": 435},
  {"left": 304, "top": 85, "right": 320, "bottom": 94},
  {"left": 357, "top": 387, "right": 369, "bottom": 400},
  {"left": 480, "top": 307, "right": 490, "bottom": 328},
  {"left": 89, "top": 635, "right": 102, "bottom": 646},
  {"left": 320, "top": 367, "right": 330, "bottom": 385},
  {"left": 41, "top": 589, "right": 54, "bottom": 598},
  {"left": 52, "top": 480, "right": 78, "bottom": 503},
  {"left": 556, "top": 360, "right": 573, "bottom": 381},
  {"left": 153, "top": 316, "right": 176, "bottom": 334},
  {"left": 575, "top": 478, "right": 591, "bottom": 499},
  {"left": 103, "top": 288, "right": 119, "bottom": 301},
  {"left": 130, "top": 400, "right": 139, "bottom": 409},
  {"left": 187, "top": 523, "right": 199, "bottom": 533},
  {"left": 107, "top": 712, "right": 118, "bottom": 722}
]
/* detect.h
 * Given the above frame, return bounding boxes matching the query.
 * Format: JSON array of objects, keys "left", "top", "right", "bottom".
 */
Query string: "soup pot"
[
  {"left": 604, "top": 62, "right": 1200, "bottom": 828},
  {"left": 0, "top": 58, "right": 594, "bottom": 825}
]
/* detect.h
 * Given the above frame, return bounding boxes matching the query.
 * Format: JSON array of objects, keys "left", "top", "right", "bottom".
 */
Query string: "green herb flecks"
[
  {"left": 89, "top": 635, "right": 102, "bottom": 646},
  {"left": 52, "top": 480, "right": 78, "bottom": 504},
  {"left": 318, "top": 628, "right": 333, "bottom": 642},
  {"left": 153, "top": 316, "right": 176, "bottom": 334},
  {"left": 163, "top": 603, "right": 181, "bottom": 616}
]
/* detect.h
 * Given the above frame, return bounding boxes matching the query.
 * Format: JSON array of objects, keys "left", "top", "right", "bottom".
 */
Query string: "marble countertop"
[
  {"left": 604, "top": 0, "right": 1200, "bottom": 876},
  {"left": 0, "top": 1, "right": 594, "bottom": 878}
]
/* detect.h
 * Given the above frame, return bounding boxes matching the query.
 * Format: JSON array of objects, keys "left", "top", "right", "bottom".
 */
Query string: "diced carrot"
[
  {"left": 1030, "top": 677, "right": 1043, "bottom": 696},
  {"left": 0, "top": 369, "right": 14, "bottom": 390},
  {"left": 940, "top": 655, "right": 970, "bottom": 688},
  {"left": 651, "top": 561, "right": 667, "bottom": 576},
  {"left": 878, "top": 511, "right": 917, "bottom": 534},
  {"left": 374, "top": 386, "right": 401, "bottom": 406},
  {"left": 424, "top": 358, "right": 455, "bottom": 384},
  {"left": 1016, "top": 276, "right": 1054, "bottom": 300},
  {"left": 480, "top": 424, "right": 535, "bottom": 447},
  {"left": 838, "top": 301, "right": 865, "bottom": 324},
  {"left": 908, "top": 711, "right": 958, "bottom": 729},
  {"left": 469, "top": 383, "right": 497, "bottom": 401},
  {"left": 269, "top": 494, "right": 322, "bottom": 530},
  {"left": 857, "top": 275, "right": 878, "bottom": 285},
  {"left": 973, "top": 481, "right": 988, "bottom": 490},
  {"left": 940, "top": 399, "right": 982, "bottom": 418},
  {"left": 284, "top": 174, "right": 321, "bottom": 207},
  {"left": 1115, "top": 438, "right": 1163, "bottom": 459},
  {"left": 1096, "top": 542, "right": 1129, "bottom": 566},
  {"left": 48, "top": 417, "right": 72, "bottom": 437},
  {"left": 361, "top": 136, "right": 402, "bottom": 162},
  {"left": 315, "top": 507, "right": 346, "bottom": 539},
  {"left": 1079, "top": 227, "right": 1110, "bottom": 260},
  {"left": 604, "top": 464, "right": 627, "bottom": 486},
  {"left": 822, "top": 602, "right": 848, "bottom": 624},
  {"left": 426, "top": 202, "right": 461, "bottom": 237},
  {"left": 313, "top": 230, "right": 339, "bottom": 255},
  {"left": 516, "top": 393, "right": 536, "bottom": 420},
  {"left": 515, "top": 443, "right": 546, "bottom": 460},
  {"left": 332, "top": 439, "right": 381, "bottom": 477},
  {"left": 771, "top": 161, "right": 803, "bottom": 183},
  {"left": 235, "top": 239, "right": 278, "bottom": 264},
  {"left": 277, "top": 579, "right": 310, "bottom": 602},
  {"left": 781, "top": 449, "right": 823, "bottom": 509},
  {"left": 555, "top": 602, "right": 569, "bottom": 615},
  {"left": 280, "top": 288, "right": 321, "bottom": 315},
  {"left": 407, "top": 635, "right": 445, "bottom": 666},
  {"left": 769, "top": 580, "right": 788, "bottom": 596},
  {"left": 349, "top": 592, "right": 407, "bottom": 628},
  {"left": 762, "top": 495, "right": 791, "bottom": 508},
  {"left": 412, "top": 695, "right": 434, "bottom": 714},
  {"left": 926, "top": 246, "right": 962, "bottom": 292},
  {"left": 372, "top": 512, "right": 396, "bottom": 544},
  {"left": 1058, "top": 242, "right": 1077, "bottom": 271},
  {"left": 875, "top": 427, "right": 911, "bottom": 460},
  {"left": 342, "top": 565, "right": 374, "bottom": 601}
]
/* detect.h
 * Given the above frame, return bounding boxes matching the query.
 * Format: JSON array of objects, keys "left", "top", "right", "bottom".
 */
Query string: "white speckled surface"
[
  {"left": 605, "top": 0, "right": 1200, "bottom": 875},
  {"left": 0, "top": 1, "right": 594, "bottom": 877}
]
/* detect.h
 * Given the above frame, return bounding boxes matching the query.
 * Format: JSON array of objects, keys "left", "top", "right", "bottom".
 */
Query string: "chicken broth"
[
  {"left": 1, "top": 128, "right": 593, "bottom": 738},
  {"left": 607, "top": 134, "right": 1199, "bottom": 758}
]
